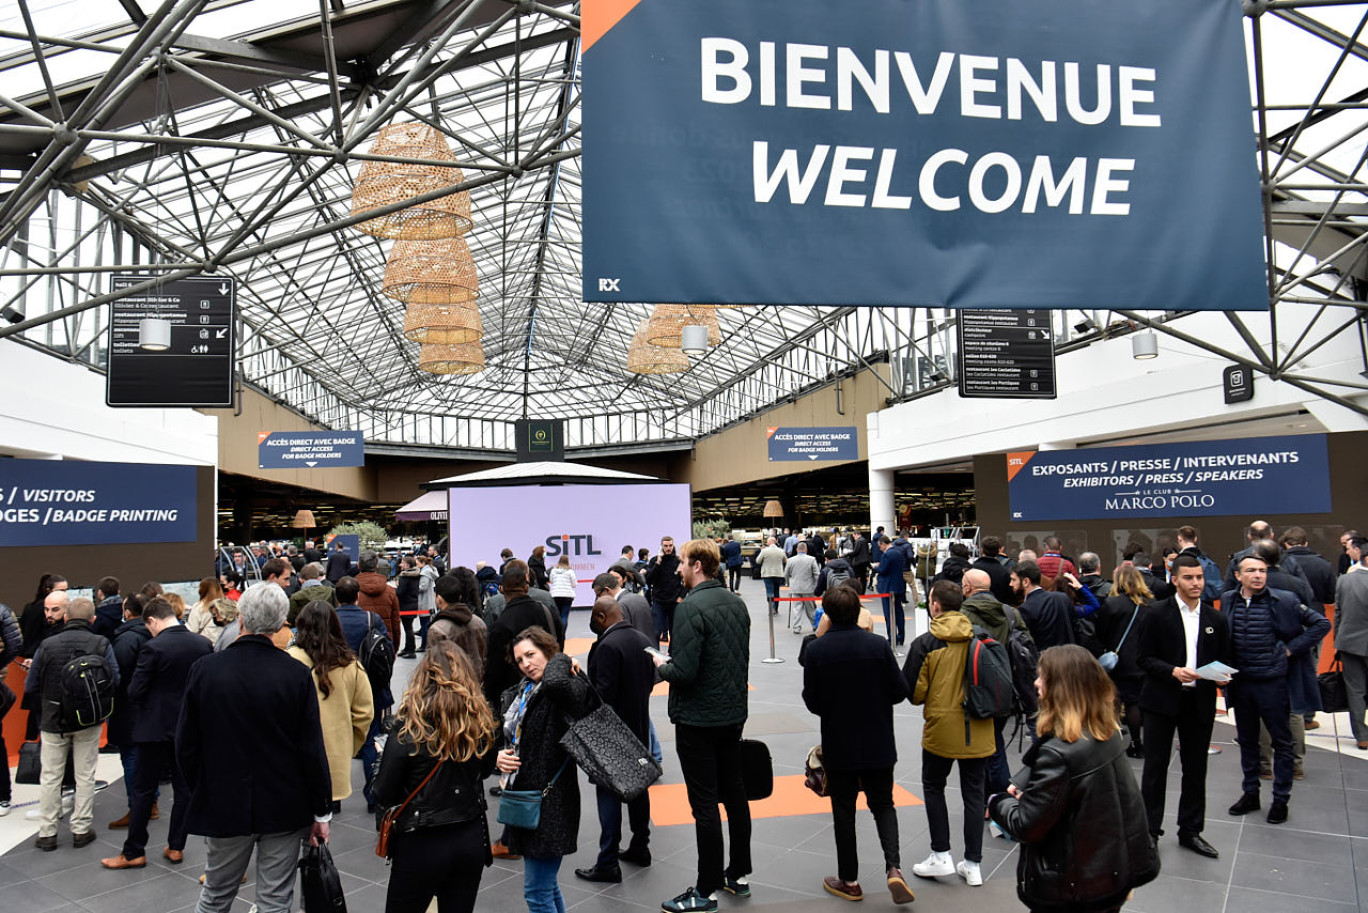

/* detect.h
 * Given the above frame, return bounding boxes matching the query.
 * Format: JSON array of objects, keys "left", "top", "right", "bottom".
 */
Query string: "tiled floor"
[{"left": 2, "top": 577, "right": 1366, "bottom": 912}]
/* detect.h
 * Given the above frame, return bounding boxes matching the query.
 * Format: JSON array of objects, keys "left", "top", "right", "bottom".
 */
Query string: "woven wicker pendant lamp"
[
  {"left": 645, "top": 304, "right": 721, "bottom": 348},
  {"left": 403, "top": 302, "right": 482, "bottom": 344},
  {"left": 418, "top": 340, "right": 486, "bottom": 375},
  {"left": 351, "top": 122, "right": 472, "bottom": 239},
  {"left": 627, "top": 320, "right": 689, "bottom": 374},
  {"left": 382, "top": 235, "right": 479, "bottom": 305}
]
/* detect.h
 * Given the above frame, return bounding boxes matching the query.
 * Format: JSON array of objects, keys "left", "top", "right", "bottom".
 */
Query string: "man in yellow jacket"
[{"left": 901, "top": 580, "right": 995, "bottom": 888}]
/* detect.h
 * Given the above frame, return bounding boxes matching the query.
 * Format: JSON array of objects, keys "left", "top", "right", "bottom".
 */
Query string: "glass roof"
[{"left": 1, "top": 0, "right": 1365, "bottom": 452}]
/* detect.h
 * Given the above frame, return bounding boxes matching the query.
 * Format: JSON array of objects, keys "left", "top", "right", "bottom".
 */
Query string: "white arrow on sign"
[
  {"left": 219, "top": 283, "right": 230, "bottom": 296},
  {"left": 808, "top": 454, "right": 819, "bottom": 460},
  {"left": 305, "top": 461, "right": 318, "bottom": 467},
  {"left": 215, "top": 328, "right": 228, "bottom": 339}
]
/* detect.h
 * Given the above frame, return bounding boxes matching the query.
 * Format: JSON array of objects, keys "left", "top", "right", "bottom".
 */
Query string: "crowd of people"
[{"left": 1, "top": 518, "right": 1364, "bottom": 913}]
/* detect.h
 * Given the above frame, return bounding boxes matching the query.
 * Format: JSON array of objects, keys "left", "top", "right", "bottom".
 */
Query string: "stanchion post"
[{"left": 762, "top": 597, "right": 784, "bottom": 664}]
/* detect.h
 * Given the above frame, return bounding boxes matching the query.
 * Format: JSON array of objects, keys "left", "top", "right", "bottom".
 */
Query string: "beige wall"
[
  {"left": 680, "top": 365, "right": 891, "bottom": 492},
  {"left": 201, "top": 388, "right": 377, "bottom": 501}
]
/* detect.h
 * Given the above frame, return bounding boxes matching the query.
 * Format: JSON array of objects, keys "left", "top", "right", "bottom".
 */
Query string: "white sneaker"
[
  {"left": 0, "top": 800, "right": 9, "bottom": 816},
  {"left": 956, "top": 860, "right": 983, "bottom": 886},
  {"left": 911, "top": 851, "right": 955, "bottom": 878}
]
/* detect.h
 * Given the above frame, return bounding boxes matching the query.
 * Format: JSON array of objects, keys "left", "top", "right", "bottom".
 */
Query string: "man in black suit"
[
  {"left": 1010, "top": 559, "right": 1076, "bottom": 649},
  {"left": 325, "top": 539, "right": 352, "bottom": 584},
  {"left": 176, "top": 584, "right": 332, "bottom": 913},
  {"left": 575, "top": 596, "right": 657, "bottom": 883},
  {"left": 1137, "top": 554, "right": 1231, "bottom": 859},
  {"left": 101, "top": 597, "right": 213, "bottom": 870}
]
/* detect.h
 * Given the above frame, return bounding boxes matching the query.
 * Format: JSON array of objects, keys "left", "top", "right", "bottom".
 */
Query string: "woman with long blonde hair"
[
  {"left": 373, "top": 641, "right": 497, "bottom": 913},
  {"left": 1096, "top": 565, "right": 1154, "bottom": 757},
  {"left": 989, "top": 646, "right": 1158, "bottom": 913}
]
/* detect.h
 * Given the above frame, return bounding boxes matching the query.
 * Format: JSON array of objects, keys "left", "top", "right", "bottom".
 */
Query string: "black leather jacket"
[
  {"left": 372, "top": 730, "right": 496, "bottom": 835},
  {"left": 989, "top": 731, "right": 1159, "bottom": 912}
]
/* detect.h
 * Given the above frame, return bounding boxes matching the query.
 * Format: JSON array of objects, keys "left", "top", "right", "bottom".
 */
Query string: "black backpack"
[
  {"left": 825, "top": 566, "right": 852, "bottom": 591},
  {"left": 962, "top": 626, "right": 1015, "bottom": 722},
  {"left": 358, "top": 614, "right": 395, "bottom": 695},
  {"left": 58, "top": 652, "right": 116, "bottom": 732},
  {"left": 1000, "top": 604, "right": 1042, "bottom": 716}
]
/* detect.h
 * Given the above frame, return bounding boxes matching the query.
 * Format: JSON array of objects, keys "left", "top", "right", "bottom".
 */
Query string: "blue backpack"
[{"left": 1197, "top": 554, "right": 1222, "bottom": 604}]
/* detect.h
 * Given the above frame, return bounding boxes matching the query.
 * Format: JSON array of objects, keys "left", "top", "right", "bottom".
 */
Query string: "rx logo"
[{"left": 597, "top": 278, "right": 621, "bottom": 292}]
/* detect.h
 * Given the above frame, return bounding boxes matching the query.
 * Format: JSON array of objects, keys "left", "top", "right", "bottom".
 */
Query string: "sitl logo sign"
[{"left": 545, "top": 534, "right": 603, "bottom": 557}]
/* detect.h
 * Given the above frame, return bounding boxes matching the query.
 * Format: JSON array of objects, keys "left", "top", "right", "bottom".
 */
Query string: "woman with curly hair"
[
  {"left": 373, "top": 640, "right": 498, "bottom": 913},
  {"left": 287, "top": 601, "right": 374, "bottom": 811}
]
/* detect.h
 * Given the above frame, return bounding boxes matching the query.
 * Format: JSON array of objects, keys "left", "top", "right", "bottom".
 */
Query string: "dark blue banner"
[
  {"left": 258, "top": 431, "right": 364, "bottom": 469},
  {"left": 1007, "top": 435, "right": 1331, "bottom": 522},
  {"left": 767, "top": 426, "right": 859, "bottom": 461},
  {"left": 0, "top": 460, "right": 197, "bottom": 547},
  {"left": 582, "top": 0, "right": 1266, "bottom": 311}
]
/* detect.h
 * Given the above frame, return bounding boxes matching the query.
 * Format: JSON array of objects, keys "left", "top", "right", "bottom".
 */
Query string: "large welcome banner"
[
  {"left": 581, "top": 0, "right": 1266, "bottom": 311},
  {"left": 1007, "top": 435, "right": 1331, "bottom": 522}
]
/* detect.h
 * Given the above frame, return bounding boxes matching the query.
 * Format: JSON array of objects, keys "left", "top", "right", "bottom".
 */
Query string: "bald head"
[
  {"left": 590, "top": 595, "right": 624, "bottom": 636},
  {"left": 44, "top": 589, "right": 69, "bottom": 611},
  {"left": 962, "top": 568, "right": 992, "bottom": 597}
]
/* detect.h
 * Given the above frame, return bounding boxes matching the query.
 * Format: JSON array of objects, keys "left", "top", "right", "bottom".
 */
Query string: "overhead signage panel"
[
  {"left": 957, "top": 309, "right": 1057, "bottom": 399},
  {"left": 581, "top": 0, "right": 1267, "bottom": 311},
  {"left": 767, "top": 426, "right": 859, "bottom": 462},
  {"left": 0, "top": 459, "right": 197, "bottom": 547},
  {"left": 1006, "top": 434, "right": 1331, "bottom": 522},
  {"left": 106, "top": 275, "right": 235, "bottom": 407},
  {"left": 258, "top": 431, "right": 365, "bottom": 469}
]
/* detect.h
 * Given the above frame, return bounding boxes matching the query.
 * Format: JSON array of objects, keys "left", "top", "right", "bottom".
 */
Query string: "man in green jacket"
[
  {"left": 902, "top": 581, "right": 995, "bottom": 888},
  {"left": 653, "top": 538, "right": 752, "bottom": 913}
]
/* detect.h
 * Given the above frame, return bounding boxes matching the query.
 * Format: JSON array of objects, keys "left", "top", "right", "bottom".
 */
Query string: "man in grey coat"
[
  {"left": 1334, "top": 536, "right": 1368, "bottom": 750},
  {"left": 785, "top": 542, "right": 821, "bottom": 633}
]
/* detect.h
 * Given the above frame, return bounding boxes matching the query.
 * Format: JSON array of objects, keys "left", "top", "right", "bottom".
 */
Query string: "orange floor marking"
[{"left": 648, "top": 774, "right": 922, "bottom": 827}]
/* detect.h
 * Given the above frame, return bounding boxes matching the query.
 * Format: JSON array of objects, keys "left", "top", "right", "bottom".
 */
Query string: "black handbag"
[
  {"left": 16, "top": 740, "right": 41, "bottom": 785},
  {"left": 298, "top": 841, "right": 347, "bottom": 913},
  {"left": 1319, "top": 655, "right": 1349, "bottom": 714},
  {"left": 740, "top": 738, "right": 773, "bottom": 801},
  {"left": 559, "top": 703, "right": 662, "bottom": 802}
]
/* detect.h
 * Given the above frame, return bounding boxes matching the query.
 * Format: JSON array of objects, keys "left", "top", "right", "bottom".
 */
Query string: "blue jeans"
[
  {"left": 523, "top": 855, "right": 567, "bottom": 913},
  {"left": 649, "top": 719, "right": 662, "bottom": 764},
  {"left": 880, "top": 592, "right": 905, "bottom": 644},
  {"left": 651, "top": 600, "right": 673, "bottom": 641},
  {"left": 763, "top": 577, "right": 782, "bottom": 612}
]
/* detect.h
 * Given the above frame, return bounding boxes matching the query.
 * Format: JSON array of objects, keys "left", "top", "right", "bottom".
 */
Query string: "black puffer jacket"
[
  {"left": 497, "top": 653, "right": 593, "bottom": 858},
  {"left": 372, "top": 729, "right": 495, "bottom": 836},
  {"left": 990, "top": 732, "right": 1159, "bottom": 913}
]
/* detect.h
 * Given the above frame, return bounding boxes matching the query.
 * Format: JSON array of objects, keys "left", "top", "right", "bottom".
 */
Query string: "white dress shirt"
[{"left": 1178, "top": 595, "right": 1201, "bottom": 687}]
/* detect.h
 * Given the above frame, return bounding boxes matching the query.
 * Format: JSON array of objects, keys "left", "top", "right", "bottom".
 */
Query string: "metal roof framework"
[{"left": 0, "top": 0, "right": 1365, "bottom": 456}]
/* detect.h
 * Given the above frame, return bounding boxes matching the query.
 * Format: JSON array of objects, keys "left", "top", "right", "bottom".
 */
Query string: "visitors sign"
[
  {"left": 767, "top": 426, "right": 859, "bottom": 462},
  {"left": 0, "top": 459, "right": 197, "bottom": 547},
  {"left": 581, "top": 0, "right": 1266, "bottom": 312},
  {"left": 1006, "top": 435, "right": 1331, "bottom": 522},
  {"left": 258, "top": 431, "right": 365, "bottom": 469},
  {"left": 106, "top": 275, "right": 235, "bottom": 407},
  {"left": 957, "top": 310, "right": 1057, "bottom": 399}
]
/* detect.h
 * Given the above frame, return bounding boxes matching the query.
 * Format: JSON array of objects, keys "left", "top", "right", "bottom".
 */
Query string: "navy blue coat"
[
  {"left": 802, "top": 624, "right": 909, "bottom": 771},
  {"left": 721, "top": 540, "right": 743, "bottom": 569},
  {"left": 128, "top": 624, "right": 213, "bottom": 743},
  {"left": 176, "top": 635, "right": 332, "bottom": 838},
  {"left": 1222, "top": 585, "right": 1331, "bottom": 713}
]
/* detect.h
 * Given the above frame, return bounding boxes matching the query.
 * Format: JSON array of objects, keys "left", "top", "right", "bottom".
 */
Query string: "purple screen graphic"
[{"left": 446, "top": 483, "right": 692, "bottom": 605}]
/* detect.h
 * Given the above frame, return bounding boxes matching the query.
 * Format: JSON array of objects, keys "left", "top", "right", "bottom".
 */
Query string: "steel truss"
[{"left": 0, "top": 0, "right": 1365, "bottom": 456}]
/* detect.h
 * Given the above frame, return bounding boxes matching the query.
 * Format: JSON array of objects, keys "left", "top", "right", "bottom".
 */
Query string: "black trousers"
[
  {"left": 385, "top": 819, "right": 485, "bottom": 913},
  {"left": 399, "top": 615, "right": 417, "bottom": 654},
  {"left": 921, "top": 751, "right": 986, "bottom": 863},
  {"left": 1228, "top": 678, "right": 1294, "bottom": 801},
  {"left": 727, "top": 566, "right": 741, "bottom": 591},
  {"left": 1140, "top": 690, "right": 1214, "bottom": 837},
  {"left": 122, "top": 740, "right": 190, "bottom": 858},
  {"left": 675, "top": 723, "right": 752, "bottom": 896},
  {"left": 828, "top": 767, "right": 900, "bottom": 882}
]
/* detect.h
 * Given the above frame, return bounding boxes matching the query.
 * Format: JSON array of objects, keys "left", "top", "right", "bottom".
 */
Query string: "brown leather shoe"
[
  {"left": 886, "top": 868, "right": 915, "bottom": 905},
  {"left": 163, "top": 848, "right": 184, "bottom": 864},
  {"left": 1358, "top": 741, "right": 1368, "bottom": 750},
  {"left": 490, "top": 840, "right": 521, "bottom": 860},
  {"left": 108, "top": 812, "right": 131, "bottom": 829},
  {"left": 151, "top": 802, "right": 159, "bottom": 820},
  {"left": 1304, "top": 720, "right": 1320, "bottom": 731},
  {"left": 824, "top": 876, "right": 863, "bottom": 901},
  {"left": 101, "top": 854, "right": 147, "bottom": 869}
]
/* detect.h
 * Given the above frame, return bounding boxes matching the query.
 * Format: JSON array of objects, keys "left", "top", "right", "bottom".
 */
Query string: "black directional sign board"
[
  {"left": 106, "top": 276, "right": 235, "bottom": 407},
  {"left": 956, "top": 309, "right": 1057, "bottom": 400}
]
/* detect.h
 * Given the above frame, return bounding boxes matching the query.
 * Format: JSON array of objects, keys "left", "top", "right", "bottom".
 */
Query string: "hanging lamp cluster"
[
  {"left": 352, "top": 122, "right": 483, "bottom": 375},
  {"left": 626, "top": 304, "right": 726, "bottom": 375}
]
